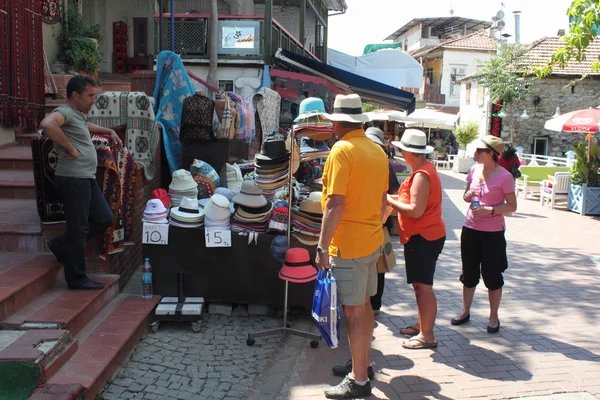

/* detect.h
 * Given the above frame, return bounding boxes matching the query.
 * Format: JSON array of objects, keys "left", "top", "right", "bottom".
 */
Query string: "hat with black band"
[
  {"left": 324, "top": 94, "right": 370, "bottom": 123},
  {"left": 392, "top": 129, "right": 434, "bottom": 154}
]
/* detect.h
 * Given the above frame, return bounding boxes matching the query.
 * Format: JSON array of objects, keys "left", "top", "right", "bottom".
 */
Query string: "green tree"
[
  {"left": 472, "top": 43, "right": 536, "bottom": 106},
  {"left": 362, "top": 103, "right": 380, "bottom": 112},
  {"left": 538, "top": 0, "right": 600, "bottom": 76}
]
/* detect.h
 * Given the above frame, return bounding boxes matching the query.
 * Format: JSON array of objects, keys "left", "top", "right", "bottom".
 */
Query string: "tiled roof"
[
  {"left": 411, "top": 30, "right": 498, "bottom": 58},
  {"left": 523, "top": 36, "right": 600, "bottom": 76}
]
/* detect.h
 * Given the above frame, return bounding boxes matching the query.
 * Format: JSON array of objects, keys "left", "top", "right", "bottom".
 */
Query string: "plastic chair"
[{"left": 540, "top": 172, "right": 571, "bottom": 209}]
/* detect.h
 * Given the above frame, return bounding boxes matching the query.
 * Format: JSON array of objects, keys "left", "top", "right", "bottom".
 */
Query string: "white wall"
[
  {"left": 43, "top": 23, "right": 62, "bottom": 66},
  {"left": 402, "top": 25, "right": 422, "bottom": 52},
  {"left": 459, "top": 80, "right": 490, "bottom": 138},
  {"left": 254, "top": 4, "right": 318, "bottom": 53},
  {"left": 441, "top": 49, "right": 493, "bottom": 107}
]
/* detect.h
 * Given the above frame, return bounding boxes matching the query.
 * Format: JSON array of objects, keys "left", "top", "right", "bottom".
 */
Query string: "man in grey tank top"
[{"left": 39, "top": 76, "right": 123, "bottom": 290}]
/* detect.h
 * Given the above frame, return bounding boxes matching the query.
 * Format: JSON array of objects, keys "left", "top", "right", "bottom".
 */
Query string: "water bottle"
[{"left": 142, "top": 258, "right": 153, "bottom": 299}]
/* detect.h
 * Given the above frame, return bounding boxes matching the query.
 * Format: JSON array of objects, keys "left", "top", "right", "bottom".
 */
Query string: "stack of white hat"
[
  {"left": 169, "top": 170, "right": 198, "bottom": 207},
  {"left": 169, "top": 197, "right": 204, "bottom": 228},
  {"left": 203, "top": 194, "right": 232, "bottom": 229},
  {"left": 143, "top": 199, "right": 169, "bottom": 224}
]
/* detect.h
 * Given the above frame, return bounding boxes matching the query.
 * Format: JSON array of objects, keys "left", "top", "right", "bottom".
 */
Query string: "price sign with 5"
[{"left": 205, "top": 228, "right": 232, "bottom": 248}]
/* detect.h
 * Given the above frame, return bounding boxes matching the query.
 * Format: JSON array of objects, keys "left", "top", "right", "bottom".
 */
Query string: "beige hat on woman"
[{"left": 477, "top": 135, "right": 504, "bottom": 155}]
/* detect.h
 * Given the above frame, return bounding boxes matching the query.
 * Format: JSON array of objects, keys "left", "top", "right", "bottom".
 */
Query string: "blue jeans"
[{"left": 50, "top": 176, "right": 113, "bottom": 286}]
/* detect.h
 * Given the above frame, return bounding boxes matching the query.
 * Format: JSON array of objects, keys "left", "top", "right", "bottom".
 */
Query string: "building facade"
[{"left": 460, "top": 36, "right": 600, "bottom": 157}]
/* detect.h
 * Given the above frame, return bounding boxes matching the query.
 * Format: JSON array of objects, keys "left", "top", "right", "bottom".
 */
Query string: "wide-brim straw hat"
[
  {"left": 366, "top": 127, "right": 385, "bottom": 147},
  {"left": 232, "top": 180, "right": 268, "bottom": 208},
  {"left": 169, "top": 169, "right": 197, "bottom": 191},
  {"left": 477, "top": 135, "right": 504, "bottom": 155},
  {"left": 203, "top": 194, "right": 232, "bottom": 221},
  {"left": 324, "top": 94, "right": 369, "bottom": 123},
  {"left": 392, "top": 129, "right": 434, "bottom": 154},
  {"left": 171, "top": 197, "right": 204, "bottom": 222},
  {"left": 291, "top": 232, "right": 320, "bottom": 247}
]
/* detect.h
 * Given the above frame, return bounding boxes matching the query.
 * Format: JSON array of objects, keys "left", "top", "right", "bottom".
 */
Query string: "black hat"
[{"left": 255, "top": 137, "right": 290, "bottom": 162}]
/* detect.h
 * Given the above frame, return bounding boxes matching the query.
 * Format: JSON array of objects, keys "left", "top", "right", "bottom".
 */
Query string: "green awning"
[{"left": 363, "top": 43, "right": 402, "bottom": 55}]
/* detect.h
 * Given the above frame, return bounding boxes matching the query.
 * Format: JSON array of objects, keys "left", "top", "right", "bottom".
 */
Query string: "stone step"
[
  {"left": 0, "top": 170, "right": 35, "bottom": 199},
  {"left": 0, "top": 145, "right": 33, "bottom": 170},
  {"left": 0, "top": 253, "right": 62, "bottom": 321},
  {"left": 16, "top": 132, "right": 42, "bottom": 146},
  {"left": 48, "top": 294, "right": 161, "bottom": 399},
  {"left": 0, "top": 199, "right": 44, "bottom": 252},
  {"left": 0, "top": 329, "right": 77, "bottom": 382},
  {"left": 2, "top": 274, "right": 120, "bottom": 335}
]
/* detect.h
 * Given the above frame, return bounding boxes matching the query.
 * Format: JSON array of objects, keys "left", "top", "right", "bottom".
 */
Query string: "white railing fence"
[{"left": 519, "top": 152, "right": 576, "bottom": 168}]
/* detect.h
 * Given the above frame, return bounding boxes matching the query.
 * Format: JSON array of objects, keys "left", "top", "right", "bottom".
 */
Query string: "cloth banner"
[{"left": 312, "top": 269, "right": 340, "bottom": 348}]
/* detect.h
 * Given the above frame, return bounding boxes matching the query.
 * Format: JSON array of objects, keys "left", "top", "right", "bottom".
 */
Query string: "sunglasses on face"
[{"left": 475, "top": 148, "right": 491, "bottom": 153}]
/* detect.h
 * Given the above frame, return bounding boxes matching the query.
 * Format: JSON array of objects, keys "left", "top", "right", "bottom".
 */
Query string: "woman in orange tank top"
[{"left": 387, "top": 130, "right": 446, "bottom": 349}]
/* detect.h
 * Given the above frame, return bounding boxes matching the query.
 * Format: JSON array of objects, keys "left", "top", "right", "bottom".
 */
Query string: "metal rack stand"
[{"left": 246, "top": 127, "right": 321, "bottom": 348}]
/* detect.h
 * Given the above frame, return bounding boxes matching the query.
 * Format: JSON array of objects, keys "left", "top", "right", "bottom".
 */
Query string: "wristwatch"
[{"left": 316, "top": 246, "right": 327, "bottom": 254}]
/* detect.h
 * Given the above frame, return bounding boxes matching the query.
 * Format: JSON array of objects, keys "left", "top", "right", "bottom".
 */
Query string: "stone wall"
[{"left": 507, "top": 76, "right": 600, "bottom": 156}]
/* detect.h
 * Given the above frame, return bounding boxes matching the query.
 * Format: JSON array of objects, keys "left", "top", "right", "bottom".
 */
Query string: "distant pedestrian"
[
  {"left": 365, "top": 127, "right": 401, "bottom": 315},
  {"left": 451, "top": 136, "right": 517, "bottom": 334},
  {"left": 387, "top": 129, "right": 446, "bottom": 349}
]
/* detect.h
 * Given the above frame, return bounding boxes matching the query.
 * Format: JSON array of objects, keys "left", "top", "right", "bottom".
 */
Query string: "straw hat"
[
  {"left": 203, "top": 194, "right": 232, "bottom": 221},
  {"left": 366, "top": 127, "right": 385, "bottom": 147},
  {"left": 169, "top": 169, "right": 197, "bottom": 191},
  {"left": 294, "top": 97, "right": 327, "bottom": 122},
  {"left": 325, "top": 94, "right": 369, "bottom": 123},
  {"left": 392, "top": 129, "right": 433, "bottom": 154},
  {"left": 477, "top": 135, "right": 504, "bottom": 155},
  {"left": 232, "top": 180, "right": 268, "bottom": 208},
  {"left": 171, "top": 197, "right": 204, "bottom": 222}
]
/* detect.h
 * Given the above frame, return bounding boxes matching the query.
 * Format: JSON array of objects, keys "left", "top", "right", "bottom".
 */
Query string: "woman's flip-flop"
[
  {"left": 399, "top": 326, "right": 420, "bottom": 336},
  {"left": 402, "top": 335, "right": 438, "bottom": 350}
]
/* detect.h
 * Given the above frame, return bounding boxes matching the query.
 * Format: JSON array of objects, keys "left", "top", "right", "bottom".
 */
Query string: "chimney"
[
  {"left": 513, "top": 11, "right": 521, "bottom": 43},
  {"left": 557, "top": 29, "right": 566, "bottom": 36}
]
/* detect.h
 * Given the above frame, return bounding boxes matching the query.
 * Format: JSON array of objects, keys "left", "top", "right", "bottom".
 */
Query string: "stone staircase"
[{"left": 0, "top": 105, "right": 159, "bottom": 399}]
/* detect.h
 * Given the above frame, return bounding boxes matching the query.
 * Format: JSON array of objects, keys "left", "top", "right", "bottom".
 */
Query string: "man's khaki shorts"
[{"left": 330, "top": 248, "right": 381, "bottom": 306}]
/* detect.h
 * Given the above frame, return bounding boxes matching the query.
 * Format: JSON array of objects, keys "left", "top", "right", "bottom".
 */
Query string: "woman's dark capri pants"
[{"left": 460, "top": 227, "right": 508, "bottom": 290}]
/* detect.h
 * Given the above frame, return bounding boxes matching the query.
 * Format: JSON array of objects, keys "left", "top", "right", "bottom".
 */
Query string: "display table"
[{"left": 143, "top": 227, "right": 316, "bottom": 309}]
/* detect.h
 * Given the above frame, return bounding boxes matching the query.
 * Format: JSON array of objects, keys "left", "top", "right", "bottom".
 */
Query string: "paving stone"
[{"left": 209, "top": 303, "right": 232, "bottom": 316}]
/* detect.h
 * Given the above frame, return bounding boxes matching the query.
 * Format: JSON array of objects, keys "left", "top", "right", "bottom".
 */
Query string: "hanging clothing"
[
  {"left": 153, "top": 51, "right": 195, "bottom": 173},
  {"left": 181, "top": 94, "right": 216, "bottom": 141}
]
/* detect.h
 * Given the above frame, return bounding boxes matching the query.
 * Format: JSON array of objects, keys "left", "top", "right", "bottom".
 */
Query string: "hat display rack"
[{"left": 246, "top": 98, "right": 330, "bottom": 348}]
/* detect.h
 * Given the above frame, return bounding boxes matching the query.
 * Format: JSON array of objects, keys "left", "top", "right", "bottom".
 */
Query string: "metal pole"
[
  {"left": 148, "top": 0, "right": 156, "bottom": 56},
  {"left": 283, "top": 280, "right": 289, "bottom": 329},
  {"left": 158, "top": 0, "right": 163, "bottom": 52},
  {"left": 287, "top": 128, "right": 294, "bottom": 245},
  {"left": 264, "top": 0, "right": 273, "bottom": 64},
  {"left": 170, "top": 0, "right": 175, "bottom": 51},
  {"left": 300, "top": 0, "right": 306, "bottom": 55}
]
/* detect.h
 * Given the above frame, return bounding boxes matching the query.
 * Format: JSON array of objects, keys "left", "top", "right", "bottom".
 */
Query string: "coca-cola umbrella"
[{"left": 544, "top": 107, "right": 600, "bottom": 133}]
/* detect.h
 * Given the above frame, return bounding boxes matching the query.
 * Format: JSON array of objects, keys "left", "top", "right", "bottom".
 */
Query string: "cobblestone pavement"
[
  {"left": 101, "top": 314, "right": 282, "bottom": 400},
  {"left": 274, "top": 170, "right": 600, "bottom": 399},
  {"left": 103, "top": 170, "right": 600, "bottom": 400}
]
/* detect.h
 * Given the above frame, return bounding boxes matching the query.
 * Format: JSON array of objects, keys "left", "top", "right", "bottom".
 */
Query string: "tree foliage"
[
  {"left": 538, "top": 0, "right": 600, "bottom": 77},
  {"left": 472, "top": 43, "right": 536, "bottom": 107},
  {"left": 362, "top": 103, "right": 380, "bottom": 113},
  {"left": 58, "top": 9, "right": 103, "bottom": 76}
]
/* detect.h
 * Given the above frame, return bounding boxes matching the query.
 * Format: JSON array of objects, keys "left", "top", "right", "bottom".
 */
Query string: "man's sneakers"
[
  {"left": 324, "top": 375, "right": 371, "bottom": 399},
  {"left": 67, "top": 277, "right": 105, "bottom": 290},
  {"left": 331, "top": 359, "right": 374, "bottom": 380}
]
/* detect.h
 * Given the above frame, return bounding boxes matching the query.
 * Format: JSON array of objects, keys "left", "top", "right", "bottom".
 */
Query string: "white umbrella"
[
  {"left": 365, "top": 111, "right": 390, "bottom": 121},
  {"left": 544, "top": 107, "right": 600, "bottom": 133},
  {"left": 387, "top": 108, "right": 459, "bottom": 130}
]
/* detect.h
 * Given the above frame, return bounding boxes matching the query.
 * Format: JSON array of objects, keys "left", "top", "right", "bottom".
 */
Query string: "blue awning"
[{"left": 274, "top": 48, "right": 415, "bottom": 113}]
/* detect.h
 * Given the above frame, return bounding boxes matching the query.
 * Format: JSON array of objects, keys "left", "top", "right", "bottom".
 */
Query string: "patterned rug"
[
  {"left": 88, "top": 91, "right": 160, "bottom": 180},
  {"left": 93, "top": 134, "right": 141, "bottom": 258},
  {"left": 31, "top": 136, "right": 63, "bottom": 223},
  {"left": 31, "top": 135, "right": 140, "bottom": 257}
]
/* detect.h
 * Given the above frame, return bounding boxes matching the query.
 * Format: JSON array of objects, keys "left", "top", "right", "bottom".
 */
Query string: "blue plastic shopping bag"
[{"left": 312, "top": 269, "right": 340, "bottom": 348}]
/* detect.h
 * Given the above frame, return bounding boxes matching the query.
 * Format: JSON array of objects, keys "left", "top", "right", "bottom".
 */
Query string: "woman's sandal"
[
  {"left": 399, "top": 326, "right": 420, "bottom": 336},
  {"left": 402, "top": 335, "right": 438, "bottom": 350}
]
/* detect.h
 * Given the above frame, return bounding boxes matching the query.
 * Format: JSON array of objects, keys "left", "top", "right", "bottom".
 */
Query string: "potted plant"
[
  {"left": 452, "top": 120, "right": 480, "bottom": 173},
  {"left": 568, "top": 134, "right": 600, "bottom": 215},
  {"left": 58, "top": 9, "right": 103, "bottom": 78}
]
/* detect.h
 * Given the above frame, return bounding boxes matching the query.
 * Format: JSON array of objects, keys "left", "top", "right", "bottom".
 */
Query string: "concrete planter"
[
  {"left": 453, "top": 157, "right": 476, "bottom": 173},
  {"left": 568, "top": 183, "right": 600, "bottom": 216}
]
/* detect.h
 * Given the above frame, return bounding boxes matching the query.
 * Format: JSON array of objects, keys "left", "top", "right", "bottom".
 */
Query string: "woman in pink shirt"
[{"left": 451, "top": 136, "right": 517, "bottom": 334}]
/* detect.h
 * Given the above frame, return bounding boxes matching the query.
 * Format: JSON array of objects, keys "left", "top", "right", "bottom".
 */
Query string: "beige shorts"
[{"left": 330, "top": 248, "right": 380, "bottom": 306}]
